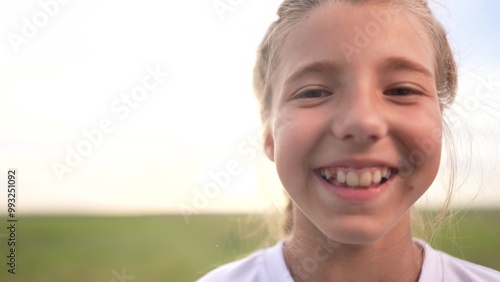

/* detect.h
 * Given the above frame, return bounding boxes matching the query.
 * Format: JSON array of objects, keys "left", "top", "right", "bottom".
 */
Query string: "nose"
[{"left": 332, "top": 88, "right": 388, "bottom": 144}]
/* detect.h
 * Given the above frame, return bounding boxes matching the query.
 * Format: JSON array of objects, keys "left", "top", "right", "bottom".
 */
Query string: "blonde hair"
[{"left": 253, "top": 0, "right": 458, "bottom": 235}]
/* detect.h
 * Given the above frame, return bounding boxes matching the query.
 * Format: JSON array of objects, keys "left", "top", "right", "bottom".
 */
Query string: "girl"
[{"left": 198, "top": 0, "right": 500, "bottom": 281}]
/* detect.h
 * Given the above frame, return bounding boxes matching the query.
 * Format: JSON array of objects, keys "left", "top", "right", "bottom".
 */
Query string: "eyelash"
[
  {"left": 384, "top": 87, "right": 420, "bottom": 96},
  {"left": 293, "top": 86, "right": 421, "bottom": 100},
  {"left": 295, "top": 89, "right": 332, "bottom": 99}
]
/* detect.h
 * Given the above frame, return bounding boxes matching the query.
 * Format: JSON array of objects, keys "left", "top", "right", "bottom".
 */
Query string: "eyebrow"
[
  {"left": 282, "top": 57, "right": 433, "bottom": 87},
  {"left": 380, "top": 57, "right": 433, "bottom": 78},
  {"left": 283, "top": 60, "right": 340, "bottom": 87}
]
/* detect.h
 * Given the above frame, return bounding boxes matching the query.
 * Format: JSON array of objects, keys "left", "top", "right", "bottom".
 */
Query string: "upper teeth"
[{"left": 320, "top": 167, "right": 392, "bottom": 188}]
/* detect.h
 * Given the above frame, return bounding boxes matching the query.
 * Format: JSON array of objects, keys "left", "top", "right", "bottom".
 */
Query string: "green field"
[{"left": 0, "top": 210, "right": 499, "bottom": 282}]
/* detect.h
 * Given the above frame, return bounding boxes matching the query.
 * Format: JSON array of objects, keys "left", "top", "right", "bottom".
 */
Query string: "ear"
[{"left": 264, "top": 128, "right": 275, "bottom": 162}]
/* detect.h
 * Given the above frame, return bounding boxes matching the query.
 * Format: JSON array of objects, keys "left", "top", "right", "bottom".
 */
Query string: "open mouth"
[{"left": 316, "top": 166, "right": 399, "bottom": 189}]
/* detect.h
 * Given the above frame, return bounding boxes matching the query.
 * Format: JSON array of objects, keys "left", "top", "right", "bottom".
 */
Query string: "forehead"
[{"left": 274, "top": 2, "right": 436, "bottom": 85}]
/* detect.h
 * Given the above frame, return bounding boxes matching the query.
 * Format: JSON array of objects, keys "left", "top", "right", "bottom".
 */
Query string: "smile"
[{"left": 318, "top": 166, "right": 398, "bottom": 189}]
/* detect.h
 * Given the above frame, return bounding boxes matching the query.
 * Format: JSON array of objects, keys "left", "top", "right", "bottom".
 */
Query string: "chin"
[{"left": 314, "top": 214, "right": 400, "bottom": 246}]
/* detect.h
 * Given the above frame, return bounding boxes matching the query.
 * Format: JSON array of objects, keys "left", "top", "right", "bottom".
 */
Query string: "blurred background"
[{"left": 0, "top": 0, "right": 499, "bottom": 281}]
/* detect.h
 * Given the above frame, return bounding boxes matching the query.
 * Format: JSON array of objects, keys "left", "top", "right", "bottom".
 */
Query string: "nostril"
[
  {"left": 332, "top": 117, "right": 387, "bottom": 144},
  {"left": 340, "top": 133, "right": 380, "bottom": 144}
]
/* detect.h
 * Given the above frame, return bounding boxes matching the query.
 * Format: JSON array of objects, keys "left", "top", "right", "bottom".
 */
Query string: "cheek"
[
  {"left": 273, "top": 112, "right": 323, "bottom": 188},
  {"left": 396, "top": 110, "right": 443, "bottom": 191}
]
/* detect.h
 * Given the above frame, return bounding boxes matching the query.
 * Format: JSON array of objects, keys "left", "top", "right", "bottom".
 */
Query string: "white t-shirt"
[{"left": 197, "top": 239, "right": 500, "bottom": 282}]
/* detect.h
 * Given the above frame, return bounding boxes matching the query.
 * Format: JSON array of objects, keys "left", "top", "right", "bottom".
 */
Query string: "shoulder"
[
  {"left": 416, "top": 239, "right": 500, "bottom": 282},
  {"left": 196, "top": 240, "right": 293, "bottom": 282}
]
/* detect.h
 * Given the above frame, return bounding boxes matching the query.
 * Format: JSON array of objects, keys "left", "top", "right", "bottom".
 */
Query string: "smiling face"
[{"left": 264, "top": 2, "right": 443, "bottom": 244}]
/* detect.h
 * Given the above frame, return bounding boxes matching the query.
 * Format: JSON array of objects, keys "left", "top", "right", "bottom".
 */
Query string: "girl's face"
[{"left": 265, "top": 3, "right": 442, "bottom": 244}]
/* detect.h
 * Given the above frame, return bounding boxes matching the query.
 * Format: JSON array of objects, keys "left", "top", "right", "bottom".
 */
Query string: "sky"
[{"left": 0, "top": 0, "right": 499, "bottom": 215}]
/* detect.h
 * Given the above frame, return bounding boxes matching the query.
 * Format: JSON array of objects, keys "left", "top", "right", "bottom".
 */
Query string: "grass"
[{"left": 0, "top": 210, "right": 498, "bottom": 282}]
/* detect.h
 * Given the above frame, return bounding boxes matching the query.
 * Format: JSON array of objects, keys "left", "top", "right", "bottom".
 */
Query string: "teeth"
[
  {"left": 373, "top": 170, "right": 382, "bottom": 184},
  {"left": 346, "top": 171, "right": 359, "bottom": 187},
  {"left": 324, "top": 170, "right": 331, "bottom": 179},
  {"left": 382, "top": 167, "right": 389, "bottom": 178},
  {"left": 320, "top": 167, "right": 393, "bottom": 187},
  {"left": 359, "top": 172, "right": 372, "bottom": 187},
  {"left": 337, "top": 171, "right": 346, "bottom": 183}
]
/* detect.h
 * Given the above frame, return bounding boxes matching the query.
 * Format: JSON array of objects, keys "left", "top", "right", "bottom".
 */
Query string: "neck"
[{"left": 284, "top": 211, "right": 423, "bottom": 282}]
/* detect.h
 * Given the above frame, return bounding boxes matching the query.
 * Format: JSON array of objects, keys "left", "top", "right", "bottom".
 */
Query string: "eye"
[
  {"left": 295, "top": 89, "right": 331, "bottom": 99},
  {"left": 384, "top": 87, "right": 419, "bottom": 96}
]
